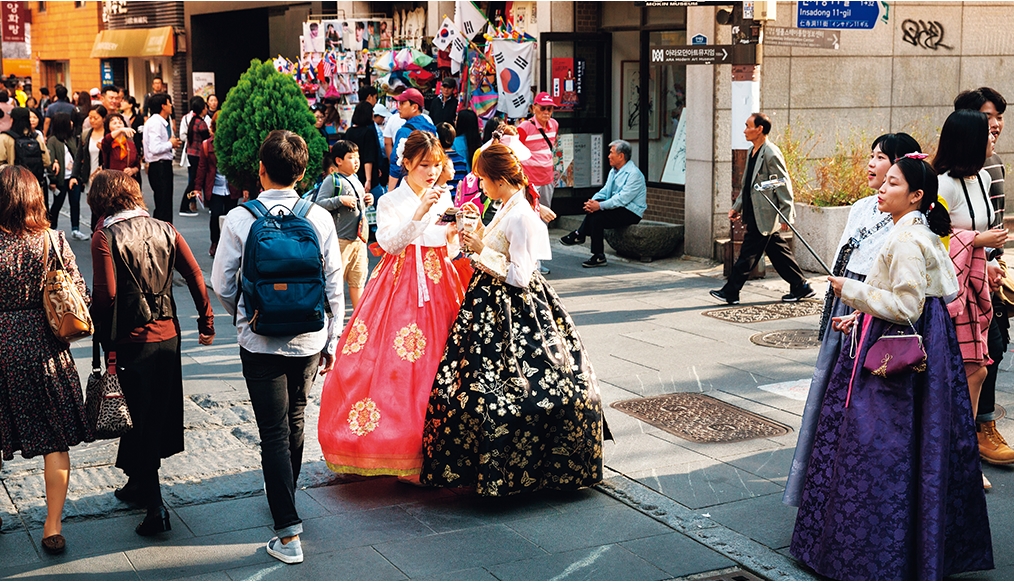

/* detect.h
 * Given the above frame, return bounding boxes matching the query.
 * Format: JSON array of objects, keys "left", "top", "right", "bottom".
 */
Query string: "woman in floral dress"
[
  {"left": 318, "top": 130, "right": 468, "bottom": 479},
  {"left": 0, "top": 166, "right": 92, "bottom": 554},
  {"left": 420, "top": 142, "right": 606, "bottom": 496}
]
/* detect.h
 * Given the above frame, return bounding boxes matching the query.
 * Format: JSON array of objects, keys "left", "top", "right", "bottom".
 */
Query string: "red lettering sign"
[{"left": 1, "top": 2, "right": 24, "bottom": 43}]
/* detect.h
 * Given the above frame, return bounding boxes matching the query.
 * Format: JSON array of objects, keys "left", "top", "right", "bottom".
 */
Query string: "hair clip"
[
  {"left": 491, "top": 129, "right": 504, "bottom": 143},
  {"left": 901, "top": 152, "right": 929, "bottom": 161}
]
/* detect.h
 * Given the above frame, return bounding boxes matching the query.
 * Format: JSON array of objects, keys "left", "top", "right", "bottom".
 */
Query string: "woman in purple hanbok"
[{"left": 790, "top": 155, "right": 993, "bottom": 580}]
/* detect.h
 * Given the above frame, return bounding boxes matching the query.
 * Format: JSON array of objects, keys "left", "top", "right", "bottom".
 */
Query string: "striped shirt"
[
  {"left": 445, "top": 148, "right": 467, "bottom": 196},
  {"left": 517, "top": 117, "right": 559, "bottom": 186},
  {"left": 983, "top": 153, "right": 1005, "bottom": 228}
]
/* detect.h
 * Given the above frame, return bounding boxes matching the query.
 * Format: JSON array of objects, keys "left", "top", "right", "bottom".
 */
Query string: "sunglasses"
[{"left": 536, "top": 105, "right": 555, "bottom": 111}]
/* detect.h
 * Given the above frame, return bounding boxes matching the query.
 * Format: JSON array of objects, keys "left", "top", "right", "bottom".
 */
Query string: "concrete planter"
[{"left": 791, "top": 203, "right": 851, "bottom": 273}]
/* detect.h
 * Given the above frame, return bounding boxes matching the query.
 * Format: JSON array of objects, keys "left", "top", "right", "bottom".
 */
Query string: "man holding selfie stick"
[{"left": 711, "top": 112, "right": 813, "bottom": 305}]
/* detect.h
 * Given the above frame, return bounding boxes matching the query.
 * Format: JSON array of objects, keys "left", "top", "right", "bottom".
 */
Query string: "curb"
[{"left": 594, "top": 475, "right": 816, "bottom": 581}]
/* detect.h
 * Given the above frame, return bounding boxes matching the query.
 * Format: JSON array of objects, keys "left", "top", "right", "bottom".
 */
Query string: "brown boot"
[{"left": 978, "top": 420, "right": 1014, "bottom": 465}]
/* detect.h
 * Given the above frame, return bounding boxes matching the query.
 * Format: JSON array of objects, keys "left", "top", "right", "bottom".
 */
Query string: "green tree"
[{"left": 215, "top": 59, "right": 327, "bottom": 193}]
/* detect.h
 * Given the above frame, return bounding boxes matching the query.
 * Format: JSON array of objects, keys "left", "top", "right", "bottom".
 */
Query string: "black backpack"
[{"left": 8, "top": 130, "right": 46, "bottom": 186}]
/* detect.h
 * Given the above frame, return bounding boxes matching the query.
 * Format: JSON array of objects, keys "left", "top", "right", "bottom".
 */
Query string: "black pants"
[
  {"left": 149, "top": 160, "right": 175, "bottom": 224},
  {"left": 577, "top": 207, "right": 642, "bottom": 255},
  {"left": 49, "top": 182, "right": 82, "bottom": 231},
  {"left": 180, "top": 155, "right": 200, "bottom": 213},
  {"left": 723, "top": 221, "right": 807, "bottom": 297},
  {"left": 979, "top": 298, "right": 1009, "bottom": 421},
  {"left": 209, "top": 195, "right": 238, "bottom": 245},
  {"left": 115, "top": 337, "right": 184, "bottom": 509},
  {"left": 240, "top": 347, "right": 317, "bottom": 536}
]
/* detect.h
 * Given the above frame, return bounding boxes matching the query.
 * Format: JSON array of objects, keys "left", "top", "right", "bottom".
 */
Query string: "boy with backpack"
[
  {"left": 313, "top": 140, "right": 373, "bottom": 309},
  {"left": 211, "top": 130, "right": 345, "bottom": 565}
]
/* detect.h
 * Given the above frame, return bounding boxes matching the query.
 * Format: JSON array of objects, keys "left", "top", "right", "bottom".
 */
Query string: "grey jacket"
[{"left": 732, "top": 140, "right": 795, "bottom": 236}]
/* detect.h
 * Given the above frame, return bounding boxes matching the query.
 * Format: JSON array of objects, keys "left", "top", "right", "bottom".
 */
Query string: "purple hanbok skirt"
[{"left": 790, "top": 297, "right": 993, "bottom": 580}]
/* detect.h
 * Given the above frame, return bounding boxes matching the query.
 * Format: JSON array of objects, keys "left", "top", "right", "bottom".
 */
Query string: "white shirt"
[
  {"left": 474, "top": 189, "right": 552, "bottom": 288},
  {"left": 143, "top": 114, "right": 174, "bottom": 163},
  {"left": 939, "top": 169, "right": 993, "bottom": 232},
  {"left": 382, "top": 111, "right": 406, "bottom": 141},
  {"left": 376, "top": 182, "right": 456, "bottom": 254},
  {"left": 834, "top": 195, "right": 894, "bottom": 276},
  {"left": 211, "top": 189, "right": 346, "bottom": 357}
]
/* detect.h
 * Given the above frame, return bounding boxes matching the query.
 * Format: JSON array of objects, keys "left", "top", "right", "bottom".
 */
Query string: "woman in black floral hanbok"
[{"left": 420, "top": 141, "right": 606, "bottom": 496}]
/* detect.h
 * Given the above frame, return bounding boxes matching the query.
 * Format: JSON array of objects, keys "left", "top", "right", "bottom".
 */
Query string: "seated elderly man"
[{"left": 561, "top": 139, "right": 647, "bottom": 267}]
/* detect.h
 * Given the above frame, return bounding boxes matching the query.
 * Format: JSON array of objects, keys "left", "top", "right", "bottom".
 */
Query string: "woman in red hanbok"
[{"left": 318, "top": 130, "right": 467, "bottom": 478}]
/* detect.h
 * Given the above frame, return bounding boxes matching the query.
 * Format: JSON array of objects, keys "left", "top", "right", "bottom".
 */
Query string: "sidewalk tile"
[
  {"left": 506, "top": 503, "right": 672, "bottom": 554},
  {"left": 224, "top": 545, "right": 407, "bottom": 581},
  {"left": 174, "top": 491, "right": 327, "bottom": 537},
  {"left": 706, "top": 492, "right": 798, "bottom": 549},
  {"left": 540, "top": 487, "right": 622, "bottom": 513},
  {"left": 630, "top": 462, "right": 782, "bottom": 510},
  {"left": 125, "top": 525, "right": 276, "bottom": 581},
  {"left": 0, "top": 551, "right": 139, "bottom": 580},
  {"left": 487, "top": 543, "right": 667, "bottom": 581},
  {"left": 30, "top": 509, "right": 192, "bottom": 559},
  {"left": 304, "top": 477, "right": 454, "bottom": 514},
  {"left": 415, "top": 567, "right": 499, "bottom": 580},
  {"left": 604, "top": 432, "right": 713, "bottom": 475},
  {"left": 402, "top": 494, "right": 560, "bottom": 533},
  {"left": 620, "top": 532, "right": 735, "bottom": 577},
  {"left": 298, "top": 505, "right": 434, "bottom": 555},
  {"left": 726, "top": 447, "right": 797, "bottom": 482},
  {"left": 373, "top": 523, "right": 545, "bottom": 577},
  {"left": 0, "top": 528, "right": 40, "bottom": 570}
]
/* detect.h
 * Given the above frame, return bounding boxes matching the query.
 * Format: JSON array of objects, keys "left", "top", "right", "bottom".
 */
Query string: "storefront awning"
[{"left": 90, "top": 26, "right": 175, "bottom": 58}]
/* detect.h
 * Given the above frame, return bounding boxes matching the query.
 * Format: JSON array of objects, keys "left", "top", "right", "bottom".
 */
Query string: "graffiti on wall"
[{"left": 901, "top": 19, "right": 953, "bottom": 50}]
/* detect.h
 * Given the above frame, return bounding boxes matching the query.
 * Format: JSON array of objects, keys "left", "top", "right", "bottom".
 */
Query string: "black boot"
[{"left": 136, "top": 505, "right": 171, "bottom": 536}]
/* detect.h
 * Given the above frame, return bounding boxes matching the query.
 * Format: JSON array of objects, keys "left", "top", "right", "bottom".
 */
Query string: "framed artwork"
[{"left": 621, "top": 60, "right": 658, "bottom": 141}]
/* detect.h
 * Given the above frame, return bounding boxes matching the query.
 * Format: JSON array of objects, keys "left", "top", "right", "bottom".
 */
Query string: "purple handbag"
[{"left": 862, "top": 323, "right": 927, "bottom": 378}]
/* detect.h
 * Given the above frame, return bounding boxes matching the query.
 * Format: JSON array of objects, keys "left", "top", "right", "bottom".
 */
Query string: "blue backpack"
[{"left": 240, "top": 198, "right": 327, "bottom": 336}]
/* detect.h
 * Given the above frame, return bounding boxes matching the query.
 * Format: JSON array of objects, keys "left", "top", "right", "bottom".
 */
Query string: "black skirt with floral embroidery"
[{"left": 420, "top": 270, "right": 606, "bottom": 496}]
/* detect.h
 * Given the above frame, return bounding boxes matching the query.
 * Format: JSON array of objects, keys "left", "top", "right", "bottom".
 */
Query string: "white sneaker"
[
  {"left": 70, "top": 230, "right": 90, "bottom": 241},
  {"left": 266, "top": 536, "right": 303, "bottom": 564}
]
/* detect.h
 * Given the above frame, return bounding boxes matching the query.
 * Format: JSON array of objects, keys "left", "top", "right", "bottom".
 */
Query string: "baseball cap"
[
  {"left": 394, "top": 88, "right": 424, "bottom": 108},
  {"left": 373, "top": 103, "right": 391, "bottom": 118},
  {"left": 533, "top": 92, "right": 557, "bottom": 107},
  {"left": 89, "top": 87, "right": 100, "bottom": 97}
]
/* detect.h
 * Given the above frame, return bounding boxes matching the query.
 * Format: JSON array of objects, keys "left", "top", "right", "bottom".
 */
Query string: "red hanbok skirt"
[{"left": 318, "top": 244, "right": 470, "bottom": 476}]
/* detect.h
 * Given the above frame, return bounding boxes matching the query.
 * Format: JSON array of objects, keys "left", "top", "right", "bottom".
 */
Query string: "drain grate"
[
  {"left": 695, "top": 568, "right": 766, "bottom": 581},
  {"left": 611, "top": 393, "right": 792, "bottom": 443},
  {"left": 750, "top": 329, "right": 821, "bottom": 349},
  {"left": 703, "top": 300, "right": 822, "bottom": 323}
]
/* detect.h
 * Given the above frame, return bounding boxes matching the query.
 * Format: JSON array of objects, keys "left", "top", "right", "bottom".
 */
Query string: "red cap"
[
  {"left": 395, "top": 88, "right": 424, "bottom": 108},
  {"left": 533, "top": 92, "right": 558, "bottom": 107}
]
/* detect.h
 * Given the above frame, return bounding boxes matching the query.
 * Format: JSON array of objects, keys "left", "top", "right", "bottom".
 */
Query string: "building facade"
[{"left": 29, "top": 1, "right": 103, "bottom": 98}]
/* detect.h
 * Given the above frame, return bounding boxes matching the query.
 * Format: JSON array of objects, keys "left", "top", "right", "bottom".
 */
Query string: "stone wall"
[{"left": 762, "top": 1, "right": 1014, "bottom": 209}]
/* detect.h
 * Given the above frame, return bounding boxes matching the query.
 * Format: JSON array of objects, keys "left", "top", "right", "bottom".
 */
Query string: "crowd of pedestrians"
[{"left": 1, "top": 73, "right": 1010, "bottom": 580}]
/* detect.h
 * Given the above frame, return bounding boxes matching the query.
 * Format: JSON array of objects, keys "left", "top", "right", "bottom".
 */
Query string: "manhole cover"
[
  {"left": 611, "top": 393, "right": 792, "bottom": 443},
  {"left": 703, "top": 300, "right": 822, "bottom": 323},
  {"left": 750, "top": 329, "right": 820, "bottom": 349}
]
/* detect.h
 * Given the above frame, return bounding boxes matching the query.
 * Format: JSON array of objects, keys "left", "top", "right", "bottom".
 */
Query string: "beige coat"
[{"left": 0, "top": 132, "right": 53, "bottom": 169}]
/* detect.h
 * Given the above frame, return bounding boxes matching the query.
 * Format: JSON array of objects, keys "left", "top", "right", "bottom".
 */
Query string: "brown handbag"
[{"left": 41, "top": 230, "right": 93, "bottom": 343}]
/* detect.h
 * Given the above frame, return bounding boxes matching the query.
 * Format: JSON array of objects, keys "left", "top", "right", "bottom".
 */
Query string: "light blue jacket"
[{"left": 592, "top": 161, "right": 647, "bottom": 217}]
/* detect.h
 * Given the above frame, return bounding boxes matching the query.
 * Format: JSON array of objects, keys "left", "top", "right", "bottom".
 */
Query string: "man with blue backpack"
[{"left": 211, "top": 130, "right": 345, "bottom": 565}]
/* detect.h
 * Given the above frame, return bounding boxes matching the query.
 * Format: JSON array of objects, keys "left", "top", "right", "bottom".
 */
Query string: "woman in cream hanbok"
[{"left": 420, "top": 142, "right": 606, "bottom": 496}]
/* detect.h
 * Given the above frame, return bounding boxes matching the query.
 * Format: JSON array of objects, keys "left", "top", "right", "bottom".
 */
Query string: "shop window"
[
  {"left": 37, "top": 2, "right": 45, "bottom": 13},
  {"left": 644, "top": 31, "right": 686, "bottom": 186},
  {"left": 74, "top": 1, "right": 86, "bottom": 7}
]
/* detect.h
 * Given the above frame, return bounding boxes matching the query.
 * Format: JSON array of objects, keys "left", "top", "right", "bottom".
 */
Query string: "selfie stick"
[{"left": 753, "top": 178, "right": 833, "bottom": 276}]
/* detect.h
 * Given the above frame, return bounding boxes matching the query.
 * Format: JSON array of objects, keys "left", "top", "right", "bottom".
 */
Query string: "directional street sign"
[
  {"left": 650, "top": 44, "right": 732, "bottom": 65},
  {"left": 797, "top": 1, "right": 879, "bottom": 29},
  {"left": 764, "top": 26, "right": 840, "bottom": 49}
]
